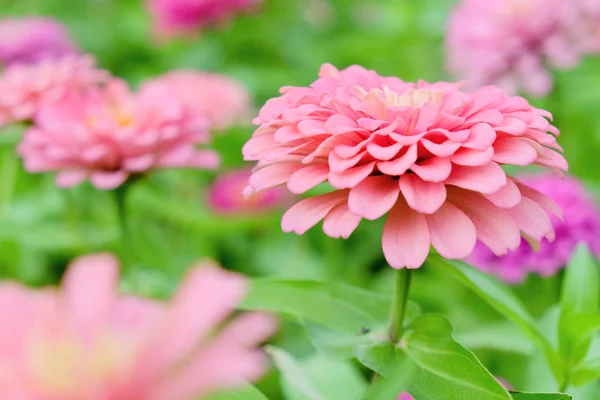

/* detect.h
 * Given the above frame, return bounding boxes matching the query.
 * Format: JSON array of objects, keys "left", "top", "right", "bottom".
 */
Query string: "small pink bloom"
[
  {"left": 0, "top": 17, "right": 78, "bottom": 67},
  {"left": 0, "top": 54, "right": 107, "bottom": 126},
  {"left": 140, "top": 70, "right": 253, "bottom": 131},
  {"left": 446, "top": 0, "right": 599, "bottom": 96},
  {"left": 243, "top": 64, "right": 567, "bottom": 269},
  {"left": 208, "top": 168, "right": 289, "bottom": 214},
  {"left": 148, "top": 0, "right": 263, "bottom": 39},
  {"left": 397, "top": 393, "right": 414, "bottom": 400},
  {"left": 467, "top": 173, "right": 600, "bottom": 283},
  {"left": 18, "top": 79, "right": 220, "bottom": 189},
  {"left": 0, "top": 253, "right": 276, "bottom": 400}
]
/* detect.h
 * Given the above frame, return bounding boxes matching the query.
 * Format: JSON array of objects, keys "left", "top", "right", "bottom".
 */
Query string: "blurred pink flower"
[
  {"left": 140, "top": 70, "right": 253, "bottom": 131},
  {"left": 18, "top": 79, "right": 220, "bottom": 189},
  {"left": 0, "top": 17, "right": 78, "bottom": 67},
  {"left": 467, "top": 173, "right": 600, "bottom": 283},
  {"left": 0, "top": 54, "right": 107, "bottom": 126},
  {"left": 0, "top": 253, "right": 276, "bottom": 400},
  {"left": 446, "top": 0, "right": 600, "bottom": 96},
  {"left": 397, "top": 393, "right": 414, "bottom": 400},
  {"left": 243, "top": 64, "right": 567, "bottom": 269},
  {"left": 208, "top": 168, "right": 289, "bottom": 214},
  {"left": 148, "top": 0, "right": 263, "bottom": 38}
]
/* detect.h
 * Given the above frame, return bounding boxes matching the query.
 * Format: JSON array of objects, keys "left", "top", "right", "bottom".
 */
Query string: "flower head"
[
  {"left": 467, "top": 174, "right": 600, "bottom": 283},
  {"left": 148, "top": 0, "right": 262, "bottom": 39},
  {"left": 18, "top": 79, "right": 220, "bottom": 189},
  {"left": 0, "top": 54, "right": 107, "bottom": 126},
  {"left": 0, "top": 253, "right": 276, "bottom": 400},
  {"left": 0, "top": 17, "right": 78, "bottom": 67},
  {"left": 446, "top": 0, "right": 599, "bottom": 96},
  {"left": 243, "top": 64, "right": 567, "bottom": 269},
  {"left": 208, "top": 168, "right": 289, "bottom": 214},
  {"left": 140, "top": 70, "right": 253, "bottom": 131}
]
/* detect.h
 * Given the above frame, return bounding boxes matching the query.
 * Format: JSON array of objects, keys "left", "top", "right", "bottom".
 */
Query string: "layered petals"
[
  {"left": 18, "top": 79, "right": 219, "bottom": 189},
  {"left": 0, "top": 254, "right": 276, "bottom": 400},
  {"left": 243, "top": 64, "right": 567, "bottom": 269}
]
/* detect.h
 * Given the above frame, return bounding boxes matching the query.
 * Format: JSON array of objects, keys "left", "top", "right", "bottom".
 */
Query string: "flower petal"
[
  {"left": 410, "top": 157, "right": 452, "bottom": 182},
  {"left": 348, "top": 175, "right": 400, "bottom": 220},
  {"left": 425, "top": 202, "right": 477, "bottom": 259},
  {"left": 323, "top": 203, "right": 362, "bottom": 239},
  {"left": 399, "top": 174, "right": 446, "bottom": 214},
  {"left": 328, "top": 162, "right": 376, "bottom": 189},
  {"left": 90, "top": 171, "right": 129, "bottom": 189},
  {"left": 382, "top": 198, "right": 431, "bottom": 269},
  {"left": 506, "top": 196, "right": 553, "bottom": 242},
  {"left": 484, "top": 178, "right": 522, "bottom": 209},
  {"left": 377, "top": 144, "right": 418, "bottom": 175},
  {"left": 281, "top": 190, "right": 349, "bottom": 234},
  {"left": 286, "top": 164, "right": 330, "bottom": 194},
  {"left": 493, "top": 138, "right": 537, "bottom": 166},
  {"left": 249, "top": 162, "right": 302, "bottom": 192},
  {"left": 445, "top": 162, "right": 507, "bottom": 194}
]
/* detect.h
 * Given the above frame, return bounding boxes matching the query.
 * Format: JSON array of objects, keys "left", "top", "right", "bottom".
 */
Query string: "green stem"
[
  {"left": 388, "top": 268, "right": 413, "bottom": 343},
  {"left": 0, "top": 147, "right": 18, "bottom": 214},
  {"left": 113, "top": 182, "right": 133, "bottom": 269}
]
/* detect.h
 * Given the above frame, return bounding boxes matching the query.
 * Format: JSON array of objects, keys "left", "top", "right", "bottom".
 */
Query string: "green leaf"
[
  {"left": 559, "top": 244, "right": 600, "bottom": 366},
  {"left": 455, "top": 321, "right": 534, "bottom": 354},
  {"left": 431, "top": 256, "right": 562, "bottom": 383},
  {"left": 206, "top": 385, "right": 269, "bottom": 400},
  {"left": 361, "top": 358, "right": 416, "bottom": 400},
  {"left": 572, "top": 357, "right": 600, "bottom": 386},
  {"left": 304, "top": 302, "right": 419, "bottom": 360},
  {"left": 266, "top": 346, "right": 327, "bottom": 400},
  {"left": 402, "top": 315, "right": 512, "bottom": 400},
  {"left": 243, "top": 280, "right": 390, "bottom": 334},
  {"left": 561, "top": 244, "right": 599, "bottom": 315},
  {"left": 304, "top": 322, "right": 374, "bottom": 360},
  {"left": 355, "top": 315, "right": 512, "bottom": 400},
  {"left": 291, "top": 352, "right": 368, "bottom": 400},
  {"left": 509, "top": 393, "right": 571, "bottom": 399},
  {"left": 558, "top": 313, "right": 600, "bottom": 366}
]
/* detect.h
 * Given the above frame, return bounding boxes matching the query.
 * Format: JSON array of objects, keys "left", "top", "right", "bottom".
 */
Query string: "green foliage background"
[{"left": 0, "top": 0, "right": 599, "bottom": 398}]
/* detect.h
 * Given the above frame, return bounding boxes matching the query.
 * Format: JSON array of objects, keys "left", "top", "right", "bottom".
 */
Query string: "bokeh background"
[{"left": 0, "top": 0, "right": 599, "bottom": 398}]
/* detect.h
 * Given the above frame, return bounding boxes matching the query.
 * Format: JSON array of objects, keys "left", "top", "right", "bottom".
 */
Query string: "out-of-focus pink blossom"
[
  {"left": 140, "top": 70, "right": 253, "bottom": 131},
  {"left": 0, "top": 253, "right": 276, "bottom": 400},
  {"left": 148, "top": 0, "right": 263, "bottom": 39},
  {"left": 18, "top": 79, "right": 220, "bottom": 189},
  {"left": 208, "top": 168, "right": 289, "bottom": 214},
  {"left": 0, "top": 54, "right": 107, "bottom": 127},
  {"left": 446, "top": 0, "right": 600, "bottom": 96},
  {"left": 397, "top": 393, "right": 414, "bottom": 400},
  {"left": 243, "top": 64, "right": 567, "bottom": 269},
  {"left": 467, "top": 174, "right": 600, "bottom": 283},
  {"left": 0, "top": 17, "right": 78, "bottom": 67}
]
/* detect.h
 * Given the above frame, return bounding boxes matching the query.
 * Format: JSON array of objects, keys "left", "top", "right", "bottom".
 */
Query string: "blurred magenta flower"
[
  {"left": 208, "top": 168, "right": 289, "bottom": 214},
  {"left": 446, "top": 0, "right": 599, "bottom": 96},
  {"left": 18, "top": 79, "right": 219, "bottom": 189},
  {"left": 0, "top": 17, "right": 78, "bottom": 67},
  {"left": 140, "top": 70, "right": 253, "bottom": 131},
  {"left": 0, "top": 54, "right": 107, "bottom": 126},
  {"left": 467, "top": 174, "right": 600, "bottom": 283},
  {"left": 148, "top": 0, "right": 263, "bottom": 39},
  {"left": 398, "top": 393, "right": 414, "bottom": 400},
  {"left": 242, "top": 64, "right": 567, "bottom": 269},
  {"left": 0, "top": 253, "right": 276, "bottom": 399}
]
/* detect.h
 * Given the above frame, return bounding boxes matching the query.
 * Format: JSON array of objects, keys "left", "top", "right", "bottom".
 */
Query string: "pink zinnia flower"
[
  {"left": 208, "top": 168, "right": 289, "bottom": 214},
  {"left": 446, "top": 0, "right": 598, "bottom": 96},
  {"left": 0, "top": 54, "right": 107, "bottom": 126},
  {"left": 0, "top": 253, "right": 276, "bottom": 400},
  {"left": 18, "top": 79, "right": 220, "bottom": 189},
  {"left": 148, "top": 0, "right": 263, "bottom": 39},
  {"left": 0, "top": 17, "right": 78, "bottom": 67},
  {"left": 243, "top": 64, "right": 567, "bottom": 269},
  {"left": 140, "top": 70, "right": 253, "bottom": 131},
  {"left": 467, "top": 173, "right": 600, "bottom": 283}
]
